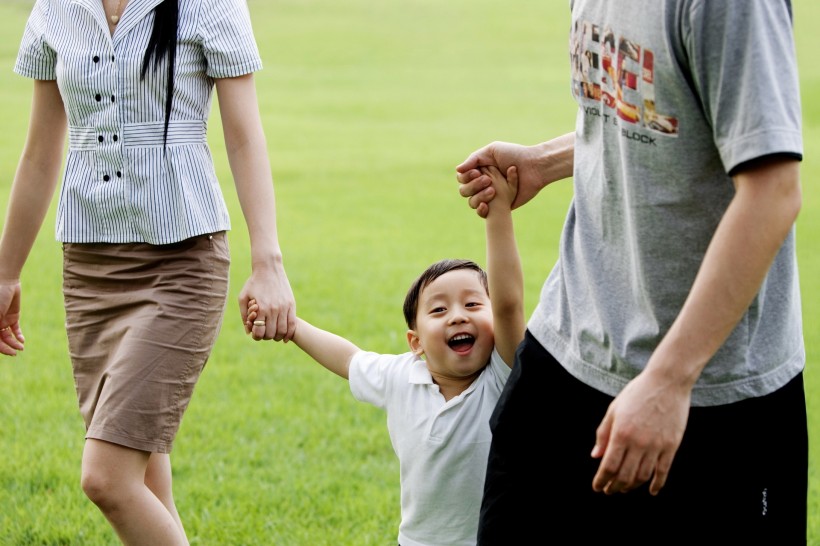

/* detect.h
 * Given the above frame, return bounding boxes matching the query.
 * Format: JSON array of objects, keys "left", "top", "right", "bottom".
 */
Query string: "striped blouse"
[{"left": 14, "top": 0, "right": 263, "bottom": 244}]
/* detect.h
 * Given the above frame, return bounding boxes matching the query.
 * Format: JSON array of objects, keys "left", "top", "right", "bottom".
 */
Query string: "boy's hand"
[
  {"left": 456, "top": 141, "right": 544, "bottom": 218},
  {"left": 245, "top": 298, "right": 261, "bottom": 335},
  {"left": 480, "top": 165, "right": 518, "bottom": 213}
]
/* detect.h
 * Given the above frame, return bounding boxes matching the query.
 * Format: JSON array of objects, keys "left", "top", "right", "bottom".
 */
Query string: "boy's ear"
[{"left": 407, "top": 329, "right": 424, "bottom": 356}]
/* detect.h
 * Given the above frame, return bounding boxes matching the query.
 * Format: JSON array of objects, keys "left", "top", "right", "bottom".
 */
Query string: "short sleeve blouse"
[{"left": 14, "top": 0, "right": 263, "bottom": 243}]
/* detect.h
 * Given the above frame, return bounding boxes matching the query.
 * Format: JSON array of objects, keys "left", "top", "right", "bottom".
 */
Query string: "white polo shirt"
[{"left": 349, "top": 349, "right": 512, "bottom": 546}]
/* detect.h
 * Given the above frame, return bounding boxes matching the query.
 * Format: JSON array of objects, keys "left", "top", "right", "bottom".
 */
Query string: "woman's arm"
[
  {"left": 0, "top": 80, "right": 67, "bottom": 355},
  {"left": 215, "top": 74, "right": 296, "bottom": 342},
  {"left": 0, "top": 80, "right": 67, "bottom": 280}
]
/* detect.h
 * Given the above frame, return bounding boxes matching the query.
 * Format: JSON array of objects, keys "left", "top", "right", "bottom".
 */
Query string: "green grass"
[{"left": 0, "top": 0, "right": 818, "bottom": 544}]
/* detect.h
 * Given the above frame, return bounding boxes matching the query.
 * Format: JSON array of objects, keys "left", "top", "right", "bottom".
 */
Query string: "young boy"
[{"left": 247, "top": 165, "right": 524, "bottom": 546}]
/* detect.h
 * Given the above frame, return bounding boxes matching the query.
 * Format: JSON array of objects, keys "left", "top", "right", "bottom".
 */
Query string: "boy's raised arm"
[{"left": 483, "top": 166, "right": 526, "bottom": 366}]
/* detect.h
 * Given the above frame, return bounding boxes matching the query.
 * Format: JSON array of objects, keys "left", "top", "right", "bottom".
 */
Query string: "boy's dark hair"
[
  {"left": 402, "top": 259, "right": 488, "bottom": 330},
  {"left": 141, "top": 0, "right": 178, "bottom": 149}
]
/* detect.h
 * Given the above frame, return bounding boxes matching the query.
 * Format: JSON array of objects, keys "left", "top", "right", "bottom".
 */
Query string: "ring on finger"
[{"left": 253, "top": 320, "right": 266, "bottom": 326}]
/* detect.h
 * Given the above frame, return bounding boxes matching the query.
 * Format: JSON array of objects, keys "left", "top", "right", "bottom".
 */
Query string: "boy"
[{"left": 247, "top": 165, "right": 524, "bottom": 546}]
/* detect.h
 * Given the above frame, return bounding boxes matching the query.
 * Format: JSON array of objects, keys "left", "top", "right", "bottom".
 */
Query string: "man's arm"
[{"left": 591, "top": 157, "right": 802, "bottom": 496}]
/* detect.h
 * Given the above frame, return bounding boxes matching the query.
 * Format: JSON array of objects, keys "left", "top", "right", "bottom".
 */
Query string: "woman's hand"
[{"left": 0, "top": 280, "right": 25, "bottom": 356}]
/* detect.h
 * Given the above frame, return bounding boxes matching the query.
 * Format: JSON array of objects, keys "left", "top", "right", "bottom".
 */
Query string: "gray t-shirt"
[{"left": 529, "top": 0, "right": 804, "bottom": 406}]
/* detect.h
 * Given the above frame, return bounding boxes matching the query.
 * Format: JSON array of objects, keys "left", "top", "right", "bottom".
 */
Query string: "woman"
[{"left": 0, "top": 0, "right": 295, "bottom": 543}]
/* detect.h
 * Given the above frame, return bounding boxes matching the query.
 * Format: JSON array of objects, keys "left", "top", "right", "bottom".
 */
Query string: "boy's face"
[{"left": 406, "top": 268, "right": 494, "bottom": 380}]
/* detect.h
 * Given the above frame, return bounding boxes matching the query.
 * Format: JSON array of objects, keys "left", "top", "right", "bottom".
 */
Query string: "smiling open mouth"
[{"left": 448, "top": 333, "right": 475, "bottom": 351}]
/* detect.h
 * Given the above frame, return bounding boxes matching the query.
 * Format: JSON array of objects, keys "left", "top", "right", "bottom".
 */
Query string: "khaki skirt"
[{"left": 62, "top": 232, "right": 230, "bottom": 453}]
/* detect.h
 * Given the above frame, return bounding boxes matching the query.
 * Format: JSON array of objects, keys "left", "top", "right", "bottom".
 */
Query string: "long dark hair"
[{"left": 140, "top": 0, "right": 178, "bottom": 148}]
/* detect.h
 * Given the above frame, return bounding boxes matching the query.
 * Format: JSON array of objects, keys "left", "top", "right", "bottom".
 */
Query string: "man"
[{"left": 456, "top": 1, "right": 807, "bottom": 543}]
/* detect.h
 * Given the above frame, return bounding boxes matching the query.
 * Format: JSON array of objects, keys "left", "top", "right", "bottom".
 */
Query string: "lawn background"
[{"left": 0, "top": 0, "right": 817, "bottom": 544}]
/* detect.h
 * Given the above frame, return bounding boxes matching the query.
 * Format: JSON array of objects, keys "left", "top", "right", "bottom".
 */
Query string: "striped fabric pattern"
[{"left": 14, "top": 0, "right": 263, "bottom": 244}]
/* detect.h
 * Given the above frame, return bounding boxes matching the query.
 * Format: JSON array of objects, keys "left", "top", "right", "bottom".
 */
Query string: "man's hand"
[
  {"left": 455, "top": 135, "right": 574, "bottom": 218},
  {"left": 590, "top": 370, "right": 690, "bottom": 496}
]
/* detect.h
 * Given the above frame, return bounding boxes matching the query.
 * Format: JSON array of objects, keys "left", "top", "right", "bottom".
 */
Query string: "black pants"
[{"left": 477, "top": 330, "right": 808, "bottom": 545}]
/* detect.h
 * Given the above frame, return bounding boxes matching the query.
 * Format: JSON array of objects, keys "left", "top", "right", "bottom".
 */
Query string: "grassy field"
[{"left": 0, "top": 0, "right": 818, "bottom": 544}]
